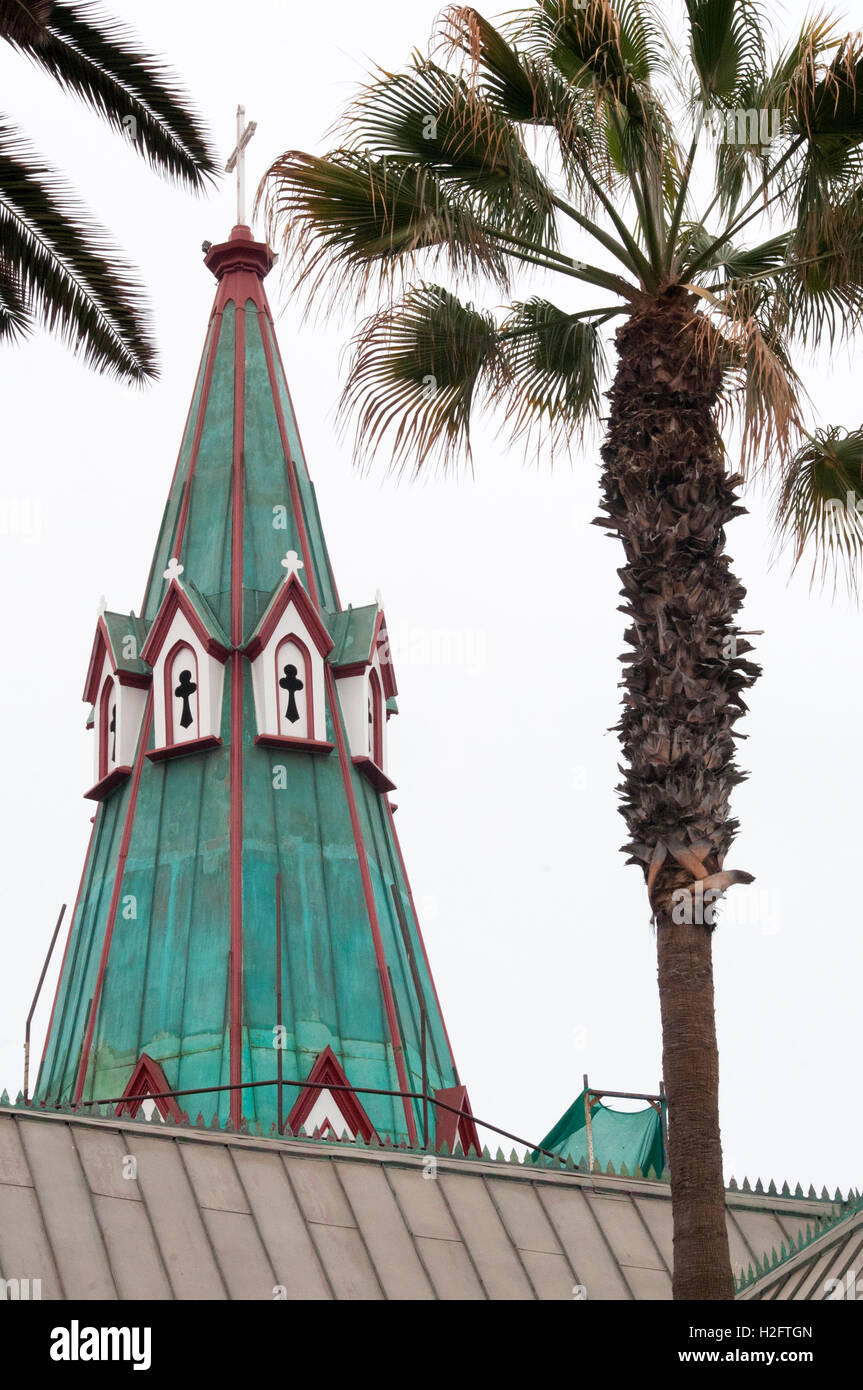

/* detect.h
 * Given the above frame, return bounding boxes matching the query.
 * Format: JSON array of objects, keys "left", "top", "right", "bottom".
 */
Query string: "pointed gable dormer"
[
  {"left": 287, "top": 1046, "right": 377, "bottom": 1143},
  {"left": 116, "top": 1053, "right": 182, "bottom": 1123},
  {"left": 244, "top": 550, "right": 334, "bottom": 752},
  {"left": 141, "top": 559, "right": 230, "bottom": 761},
  {"left": 331, "top": 602, "right": 398, "bottom": 792},
  {"left": 83, "top": 609, "right": 150, "bottom": 801}
]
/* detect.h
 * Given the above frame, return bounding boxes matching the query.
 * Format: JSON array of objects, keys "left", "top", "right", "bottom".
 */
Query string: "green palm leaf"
[
  {"left": 499, "top": 296, "right": 608, "bottom": 449},
  {"left": 340, "top": 58, "right": 557, "bottom": 246},
  {"left": 775, "top": 427, "right": 863, "bottom": 593},
  {"left": 0, "top": 119, "right": 154, "bottom": 380},
  {"left": 685, "top": 0, "right": 765, "bottom": 102},
  {"left": 339, "top": 282, "right": 506, "bottom": 470},
  {"left": 258, "top": 149, "right": 513, "bottom": 307},
  {"left": 1, "top": 0, "right": 216, "bottom": 189}
]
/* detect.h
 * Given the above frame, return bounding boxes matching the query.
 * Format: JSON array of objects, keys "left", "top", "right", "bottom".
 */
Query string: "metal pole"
[
  {"left": 276, "top": 873, "right": 283, "bottom": 1136},
  {"left": 583, "top": 1072, "right": 595, "bottom": 1172},
  {"left": 659, "top": 1079, "right": 669, "bottom": 1173},
  {"left": 24, "top": 904, "right": 66, "bottom": 1103}
]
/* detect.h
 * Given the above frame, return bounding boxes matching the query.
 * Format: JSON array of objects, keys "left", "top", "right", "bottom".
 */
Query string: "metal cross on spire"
[{"left": 225, "top": 104, "right": 257, "bottom": 226}]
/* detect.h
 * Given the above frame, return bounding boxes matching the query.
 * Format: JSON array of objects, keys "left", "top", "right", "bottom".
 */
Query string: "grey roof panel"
[
  {"left": 413, "top": 1233, "right": 486, "bottom": 1300},
  {"left": 536, "top": 1185, "right": 633, "bottom": 1299},
  {"left": 302, "top": 1218, "right": 385, "bottom": 1300},
  {"left": 197, "top": 1208, "right": 276, "bottom": 1301},
  {"left": 0, "top": 1184, "right": 63, "bottom": 1298},
  {"left": 518, "top": 1248, "right": 579, "bottom": 1300},
  {"left": 233, "top": 1149, "right": 332, "bottom": 1300},
  {"left": 1, "top": 1107, "right": 853, "bottom": 1301},
  {"left": 283, "top": 1153, "right": 355, "bottom": 1227},
  {"left": 123, "top": 1133, "right": 228, "bottom": 1299},
  {"left": 485, "top": 1175, "right": 570, "bottom": 1259},
  {"left": 384, "top": 1164, "right": 462, "bottom": 1242},
  {"left": 439, "top": 1171, "right": 535, "bottom": 1299},
  {"left": 91, "top": 1194, "right": 172, "bottom": 1300},
  {"left": 180, "top": 1140, "right": 251, "bottom": 1214},
  {"left": 17, "top": 1118, "right": 117, "bottom": 1299},
  {"left": 334, "top": 1159, "right": 435, "bottom": 1300},
  {"left": 585, "top": 1191, "right": 667, "bottom": 1275}
]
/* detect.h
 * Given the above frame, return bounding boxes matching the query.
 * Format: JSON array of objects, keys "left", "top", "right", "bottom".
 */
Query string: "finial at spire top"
[{"left": 225, "top": 104, "right": 257, "bottom": 227}]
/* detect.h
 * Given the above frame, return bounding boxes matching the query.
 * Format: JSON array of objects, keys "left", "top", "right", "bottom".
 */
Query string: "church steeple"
[{"left": 37, "top": 214, "right": 473, "bottom": 1150}]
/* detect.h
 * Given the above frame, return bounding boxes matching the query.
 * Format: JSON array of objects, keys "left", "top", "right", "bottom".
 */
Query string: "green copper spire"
[{"left": 37, "top": 226, "right": 472, "bottom": 1149}]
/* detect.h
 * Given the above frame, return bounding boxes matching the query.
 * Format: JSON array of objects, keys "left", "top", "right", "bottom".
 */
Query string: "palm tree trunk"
[
  {"left": 597, "top": 288, "right": 759, "bottom": 1300},
  {"left": 656, "top": 907, "right": 732, "bottom": 1298}
]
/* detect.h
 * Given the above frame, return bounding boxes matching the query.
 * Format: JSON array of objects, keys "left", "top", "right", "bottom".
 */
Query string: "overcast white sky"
[{"left": 0, "top": 1, "right": 859, "bottom": 1194}]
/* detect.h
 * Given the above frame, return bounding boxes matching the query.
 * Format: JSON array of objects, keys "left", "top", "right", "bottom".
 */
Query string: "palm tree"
[
  {"left": 0, "top": 0, "right": 216, "bottom": 381},
  {"left": 258, "top": 1, "right": 863, "bottom": 1299}
]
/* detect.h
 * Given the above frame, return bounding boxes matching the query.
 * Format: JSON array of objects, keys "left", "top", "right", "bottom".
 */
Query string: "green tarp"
[{"left": 533, "top": 1090, "right": 666, "bottom": 1175}]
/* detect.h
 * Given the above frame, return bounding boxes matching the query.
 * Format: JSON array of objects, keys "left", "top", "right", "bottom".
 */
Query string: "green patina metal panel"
[
  {"left": 263, "top": 315, "right": 339, "bottom": 612},
  {"left": 143, "top": 321, "right": 216, "bottom": 622}
]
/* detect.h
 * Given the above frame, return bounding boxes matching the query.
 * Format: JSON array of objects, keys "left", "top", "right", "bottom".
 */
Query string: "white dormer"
[
  {"left": 82, "top": 611, "right": 150, "bottom": 801},
  {"left": 333, "top": 605, "right": 398, "bottom": 793},
  {"left": 244, "top": 552, "right": 334, "bottom": 753},
  {"left": 141, "top": 565, "right": 230, "bottom": 761}
]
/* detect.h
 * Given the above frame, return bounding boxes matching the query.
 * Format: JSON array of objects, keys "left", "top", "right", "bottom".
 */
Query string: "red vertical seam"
[
  {"left": 324, "top": 666, "right": 418, "bottom": 1146},
  {"left": 228, "top": 300, "right": 246, "bottom": 1130},
  {"left": 38, "top": 814, "right": 98, "bottom": 1079},
  {"left": 383, "top": 799, "right": 460, "bottom": 1078},
  {"left": 73, "top": 697, "right": 154, "bottom": 1105},
  {"left": 258, "top": 307, "right": 321, "bottom": 609}
]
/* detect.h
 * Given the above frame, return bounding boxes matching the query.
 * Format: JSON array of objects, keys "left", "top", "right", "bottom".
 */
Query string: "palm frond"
[
  {"left": 498, "top": 296, "right": 609, "bottom": 454},
  {"left": 257, "top": 148, "right": 510, "bottom": 310},
  {"left": 2, "top": 0, "right": 216, "bottom": 189},
  {"left": 684, "top": 0, "right": 766, "bottom": 103},
  {"left": 436, "top": 6, "right": 605, "bottom": 194},
  {"left": 716, "top": 307, "right": 804, "bottom": 472},
  {"left": 339, "top": 58, "right": 557, "bottom": 246},
  {"left": 514, "top": 0, "right": 664, "bottom": 87},
  {"left": 0, "top": 257, "right": 29, "bottom": 341},
  {"left": 774, "top": 426, "right": 863, "bottom": 594},
  {"left": 0, "top": 118, "right": 155, "bottom": 380},
  {"left": 339, "top": 282, "right": 506, "bottom": 471}
]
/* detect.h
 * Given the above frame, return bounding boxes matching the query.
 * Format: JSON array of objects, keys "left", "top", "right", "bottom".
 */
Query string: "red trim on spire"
[
  {"left": 73, "top": 696, "right": 154, "bottom": 1106},
  {"left": 116, "top": 1053, "right": 183, "bottom": 1122},
  {"left": 244, "top": 571, "right": 334, "bottom": 662},
  {"left": 83, "top": 618, "right": 111, "bottom": 705},
  {"left": 205, "top": 225, "right": 274, "bottom": 312},
  {"left": 228, "top": 300, "right": 247, "bottom": 1131},
  {"left": 286, "top": 1045, "right": 377, "bottom": 1142},
  {"left": 383, "top": 798, "right": 460, "bottom": 1081},
  {"left": 324, "top": 664, "right": 418, "bottom": 1146}
]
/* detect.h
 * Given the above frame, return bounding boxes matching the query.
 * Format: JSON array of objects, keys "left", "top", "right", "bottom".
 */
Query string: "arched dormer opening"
[
  {"left": 164, "top": 642, "right": 200, "bottom": 746},
  {"left": 368, "top": 667, "right": 384, "bottom": 769},
  {"left": 275, "top": 634, "right": 314, "bottom": 739}
]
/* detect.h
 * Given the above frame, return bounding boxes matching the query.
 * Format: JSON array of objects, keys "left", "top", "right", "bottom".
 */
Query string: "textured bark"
[{"left": 596, "top": 288, "right": 760, "bottom": 1300}]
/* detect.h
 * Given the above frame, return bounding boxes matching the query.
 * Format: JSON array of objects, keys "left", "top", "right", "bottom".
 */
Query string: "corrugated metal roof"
[
  {"left": 0, "top": 1106, "right": 850, "bottom": 1301},
  {"left": 738, "top": 1205, "right": 863, "bottom": 1301}
]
